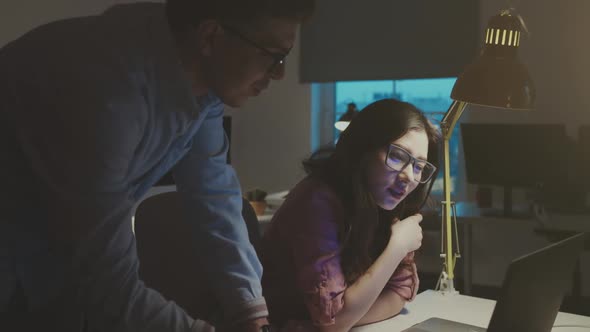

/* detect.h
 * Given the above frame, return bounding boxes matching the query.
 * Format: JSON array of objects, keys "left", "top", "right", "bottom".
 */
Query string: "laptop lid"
[
  {"left": 487, "top": 233, "right": 586, "bottom": 332},
  {"left": 402, "top": 233, "right": 586, "bottom": 332}
]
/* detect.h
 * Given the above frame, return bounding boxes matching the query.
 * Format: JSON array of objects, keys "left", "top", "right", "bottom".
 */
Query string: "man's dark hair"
[{"left": 166, "top": 0, "right": 315, "bottom": 39}]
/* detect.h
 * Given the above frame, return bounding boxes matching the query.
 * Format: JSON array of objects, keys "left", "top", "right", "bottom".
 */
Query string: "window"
[{"left": 333, "top": 78, "right": 459, "bottom": 194}]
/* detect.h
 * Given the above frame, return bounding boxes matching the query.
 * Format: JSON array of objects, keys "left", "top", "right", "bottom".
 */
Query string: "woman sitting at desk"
[{"left": 260, "top": 99, "right": 441, "bottom": 330}]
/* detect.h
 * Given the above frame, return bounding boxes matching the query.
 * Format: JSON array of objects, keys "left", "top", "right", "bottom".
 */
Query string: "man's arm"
[
  {"left": 14, "top": 88, "right": 210, "bottom": 331},
  {"left": 172, "top": 105, "right": 268, "bottom": 327}
]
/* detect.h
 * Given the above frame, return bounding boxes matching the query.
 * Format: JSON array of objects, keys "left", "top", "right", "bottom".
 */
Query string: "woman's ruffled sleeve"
[
  {"left": 289, "top": 188, "right": 347, "bottom": 326},
  {"left": 384, "top": 253, "right": 419, "bottom": 301}
]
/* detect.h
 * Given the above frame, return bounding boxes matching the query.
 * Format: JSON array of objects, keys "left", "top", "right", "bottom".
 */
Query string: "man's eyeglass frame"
[{"left": 221, "top": 24, "right": 291, "bottom": 73}]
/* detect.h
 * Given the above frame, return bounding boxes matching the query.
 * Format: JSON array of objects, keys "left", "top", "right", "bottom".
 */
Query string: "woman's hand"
[{"left": 390, "top": 214, "right": 423, "bottom": 254}]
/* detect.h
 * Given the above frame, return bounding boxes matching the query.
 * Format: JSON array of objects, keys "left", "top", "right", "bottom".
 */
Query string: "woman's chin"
[{"left": 377, "top": 198, "right": 400, "bottom": 211}]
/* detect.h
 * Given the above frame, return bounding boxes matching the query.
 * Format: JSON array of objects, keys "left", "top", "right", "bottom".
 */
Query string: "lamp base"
[{"left": 437, "top": 271, "right": 459, "bottom": 296}]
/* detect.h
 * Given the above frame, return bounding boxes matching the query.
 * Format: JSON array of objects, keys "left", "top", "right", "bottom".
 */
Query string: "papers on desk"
[
  {"left": 265, "top": 190, "right": 289, "bottom": 208},
  {"left": 256, "top": 190, "right": 288, "bottom": 224}
]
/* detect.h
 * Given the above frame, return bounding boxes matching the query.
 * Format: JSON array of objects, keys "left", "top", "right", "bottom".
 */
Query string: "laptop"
[{"left": 403, "top": 233, "right": 586, "bottom": 332}]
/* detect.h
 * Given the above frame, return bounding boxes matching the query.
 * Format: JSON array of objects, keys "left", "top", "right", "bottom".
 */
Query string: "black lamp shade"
[{"left": 451, "top": 11, "right": 535, "bottom": 110}]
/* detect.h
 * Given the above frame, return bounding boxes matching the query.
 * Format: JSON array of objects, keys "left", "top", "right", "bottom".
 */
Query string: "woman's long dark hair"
[{"left": 303, "top": 99, "right": 441, "bottom": 284}]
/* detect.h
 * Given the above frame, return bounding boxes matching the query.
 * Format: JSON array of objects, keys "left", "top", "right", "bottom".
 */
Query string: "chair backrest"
[
  {"left": 134, "top": 191, "right": 260, "bottom": 321},
  {"left": 241, "top": 197, "right": 261, "bottom": 253}
]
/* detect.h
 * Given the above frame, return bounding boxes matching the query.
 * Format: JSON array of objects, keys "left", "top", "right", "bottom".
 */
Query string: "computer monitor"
[{"left": 460, "top": 123, "right": 571, "bottom": 216}]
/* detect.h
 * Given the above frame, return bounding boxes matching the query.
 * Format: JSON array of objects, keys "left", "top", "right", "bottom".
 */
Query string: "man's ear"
[{"left": 195, "top": 19, "right": 221, "bottom": 56}]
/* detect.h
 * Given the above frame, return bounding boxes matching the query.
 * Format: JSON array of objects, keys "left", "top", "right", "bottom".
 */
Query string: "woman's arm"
[
  {"left": 318, "top": 214, "right": 422, "bottom": 332},
  {"left": 356, "top": 260, "right": 419, "bottom": 326},
  {"left": 355, "top": 289, "right": 406, "bottom": 326}
]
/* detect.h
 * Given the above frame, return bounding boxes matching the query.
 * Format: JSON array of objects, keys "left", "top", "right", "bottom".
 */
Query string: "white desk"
[
  {"left": 258, "top": 211, "right": 274, "bottom": 223},
  {"left": 422, "top": 203, "right": 590, "bottom": 295},
  {"left": 257, "top": 190, "right": 288, "bottom": 223},
  {"left": 352, "top": 290, "right": 590, "bottom": 332}
]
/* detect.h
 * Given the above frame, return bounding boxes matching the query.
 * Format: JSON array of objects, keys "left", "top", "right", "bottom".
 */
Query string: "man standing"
[{"left": 0, "top": 0, "right": 314, "bottom": 331}]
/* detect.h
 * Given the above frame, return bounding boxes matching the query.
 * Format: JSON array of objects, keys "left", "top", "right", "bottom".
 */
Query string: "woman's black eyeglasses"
[{"left": 385, "top": 144, "right": 437, "bottom": 183}]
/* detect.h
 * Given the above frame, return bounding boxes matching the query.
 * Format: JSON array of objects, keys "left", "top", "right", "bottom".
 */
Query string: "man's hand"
[{"left": 218, "top": 317, "right": 270, "bottom": 332}]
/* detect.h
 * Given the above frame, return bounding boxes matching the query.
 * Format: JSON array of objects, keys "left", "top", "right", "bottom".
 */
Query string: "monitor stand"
[
  {"left": 503, "top": 186, "right": 513, "bottom": 217},
  {"left": 479, "top": 186, "right": 532, "bottom": 219},
  {"left": 504, "top": 186, "right": 532, "bottom": 219}
]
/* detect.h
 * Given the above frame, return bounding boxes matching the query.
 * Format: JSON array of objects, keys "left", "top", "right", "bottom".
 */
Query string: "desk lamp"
[{"left": 438, "top": 8, "right": 535, "bottom": 294}]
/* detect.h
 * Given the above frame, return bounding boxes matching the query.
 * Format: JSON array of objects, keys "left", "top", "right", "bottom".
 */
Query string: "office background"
[{"left": 1, "top": 0, "right": 589, "bottom": 309}]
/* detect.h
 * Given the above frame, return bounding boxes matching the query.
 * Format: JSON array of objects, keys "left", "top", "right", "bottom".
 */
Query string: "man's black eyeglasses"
[{"left": 221, "top": 24, "right": 290, "bottom": 73}]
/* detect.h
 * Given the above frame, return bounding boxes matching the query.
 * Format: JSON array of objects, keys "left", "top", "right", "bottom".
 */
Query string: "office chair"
[{"left": 134, "top": 191, "right": 260, "bottom": 322}]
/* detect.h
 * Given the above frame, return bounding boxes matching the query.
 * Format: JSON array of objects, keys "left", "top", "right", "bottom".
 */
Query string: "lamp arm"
[
  {"left": 440, "top": 101, "right": 468, "bottom": 140},
  {"left": 439, "top": 101, "right": 468, "bottom": 293}
]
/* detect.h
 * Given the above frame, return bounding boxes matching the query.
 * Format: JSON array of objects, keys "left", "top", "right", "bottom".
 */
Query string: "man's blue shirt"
[{"left": 0, "top": 3, "right": 265, "bottom": 331}]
